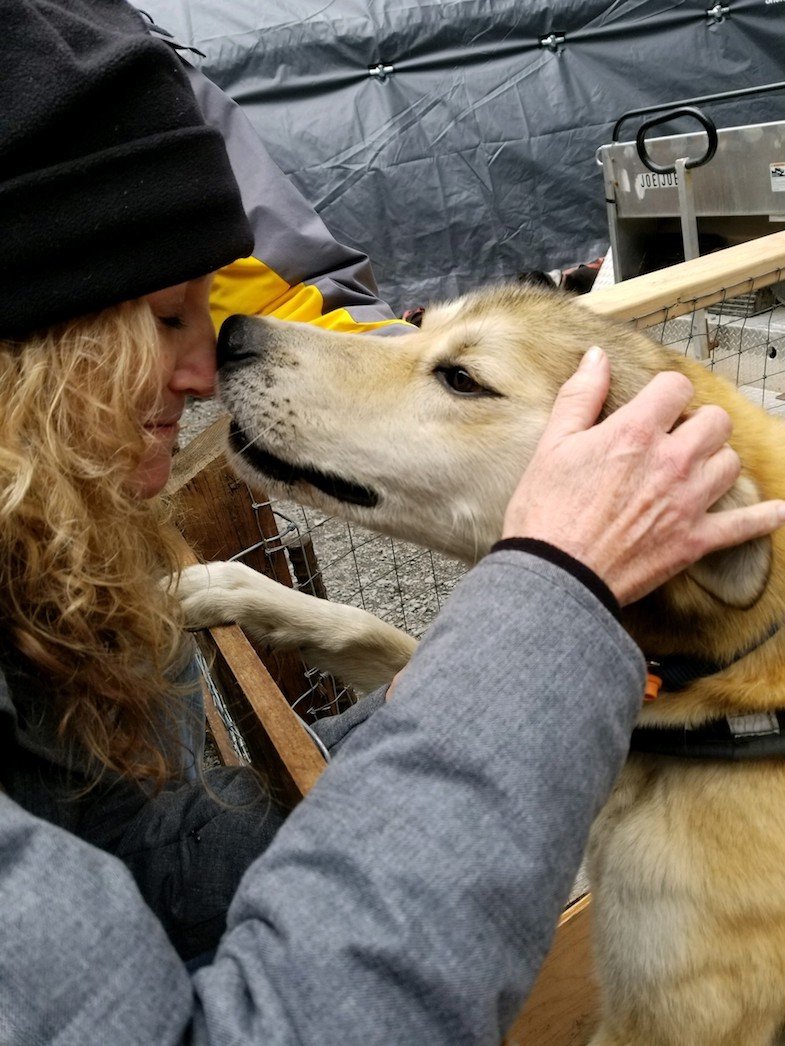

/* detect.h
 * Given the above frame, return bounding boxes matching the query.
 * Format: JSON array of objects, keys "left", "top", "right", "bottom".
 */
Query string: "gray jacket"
[
  {"left": 0, "top": 549, "right": 644, "bottom": 1044},
  {"left": 0, "top": 636, "right": 375, "bottom": 963}
]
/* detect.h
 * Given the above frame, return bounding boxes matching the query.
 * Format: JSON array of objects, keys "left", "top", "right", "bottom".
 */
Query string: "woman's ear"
[{"left": 685, "top": 475, "right": 772, "bottom": 608}]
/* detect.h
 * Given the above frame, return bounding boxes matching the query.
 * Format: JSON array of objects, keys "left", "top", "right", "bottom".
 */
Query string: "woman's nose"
[{"left": 170, "top": 337, "right": 217, "bottom": 398}]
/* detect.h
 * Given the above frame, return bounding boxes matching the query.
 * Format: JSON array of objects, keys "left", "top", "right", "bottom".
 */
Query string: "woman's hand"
[{"left": 502, "top": 347, "right": 785, "bottom": 606}]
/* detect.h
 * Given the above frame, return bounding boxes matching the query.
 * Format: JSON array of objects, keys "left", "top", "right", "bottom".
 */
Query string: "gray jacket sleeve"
[
  {"left": 309, "top": 684, "right": 388, "bottom": 754},
  {"left": 0, "top": 551, "right": 644, "bottom": 1045}
]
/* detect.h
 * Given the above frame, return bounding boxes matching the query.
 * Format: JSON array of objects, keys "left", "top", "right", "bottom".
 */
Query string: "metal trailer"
[
  {"left": 599, "top": 116, "right": 785, "bottom": 283},
  {"left": 597, "top": 92, "right": 785, "bottom": 374}
]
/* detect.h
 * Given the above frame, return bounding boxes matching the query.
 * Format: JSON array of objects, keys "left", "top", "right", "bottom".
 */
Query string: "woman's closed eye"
[{"left": 158, "top": 314, "right": 185, "bottom": 330}]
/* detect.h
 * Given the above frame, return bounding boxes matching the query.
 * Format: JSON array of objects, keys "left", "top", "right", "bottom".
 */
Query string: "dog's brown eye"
[{"left": 435, "top": 366, "right": 496, "bottom": 397}]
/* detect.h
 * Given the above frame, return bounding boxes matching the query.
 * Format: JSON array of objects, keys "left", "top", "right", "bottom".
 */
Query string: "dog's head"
[{"left": 216, "top": 284, "right": 777, "bottom": 613}]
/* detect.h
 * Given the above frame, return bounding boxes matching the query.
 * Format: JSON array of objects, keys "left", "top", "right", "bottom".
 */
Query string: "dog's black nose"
[{"left": 216, "top": 314, "right": 258, "bottom": 369}]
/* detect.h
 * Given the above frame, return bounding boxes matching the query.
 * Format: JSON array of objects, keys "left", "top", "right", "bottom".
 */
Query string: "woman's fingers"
[
  {"left": 698, "top": 443, "right": 743, "bottom": 509},
  {"left": 542, "top": 346, "right": 611, "bottom": 441},
  {"left": 670, "top": 403, "right": 734, "bottom": 461},
  {"left": 613, "top": 369, "right": 694, "bottom": 437},
  {"left": 696, "top": 499, "right": 785, "bottom": 555}
]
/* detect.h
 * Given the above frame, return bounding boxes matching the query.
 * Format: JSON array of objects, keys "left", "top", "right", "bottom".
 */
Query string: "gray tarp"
[{"left": 143, "top": 0, "right": 785, "bottom": 311}]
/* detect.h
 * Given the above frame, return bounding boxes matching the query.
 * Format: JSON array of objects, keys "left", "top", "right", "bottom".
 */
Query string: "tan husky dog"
[{"left": 179, "top": 285, "right": 785, "bottom": 1045}]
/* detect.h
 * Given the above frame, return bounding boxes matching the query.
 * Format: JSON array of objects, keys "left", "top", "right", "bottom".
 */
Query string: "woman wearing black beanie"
[
  {"left": 2, "top": 2, "right": 781, "bottom": 1043},
  {"left": 0, "top": 0, "right": 414, "bottom": 975},
  {"left": 0, "top": 0, "right": 303, "bottom": 961}
]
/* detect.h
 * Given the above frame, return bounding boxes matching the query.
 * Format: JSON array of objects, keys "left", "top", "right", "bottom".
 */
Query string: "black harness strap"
[
  {"left": 631, "top": 621, "right": 784, "bottom": 760},
  {"left": 630, "top": 710, "right": 785, "bottom": 760}
]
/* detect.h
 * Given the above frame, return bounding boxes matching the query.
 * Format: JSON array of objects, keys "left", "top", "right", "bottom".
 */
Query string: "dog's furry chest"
[
  {"left": 586, "top": 755, "right": 785, "bottom": 1020},
  {"left": 588, "top": 757, "right": 785, "bottom": 930}
]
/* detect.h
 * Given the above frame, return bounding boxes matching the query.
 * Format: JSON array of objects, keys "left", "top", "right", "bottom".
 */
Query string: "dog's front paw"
[
  {"left": 176, "top": 561, "right": 260, "bottom": 597},
  {"left": 174, "top": 561, "right": 261, "bottom": 630}
]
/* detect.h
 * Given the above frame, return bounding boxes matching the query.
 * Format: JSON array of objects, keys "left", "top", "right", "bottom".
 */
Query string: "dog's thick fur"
[{"left": 178, "top": 285, "right": 785, "bottom": 1045}]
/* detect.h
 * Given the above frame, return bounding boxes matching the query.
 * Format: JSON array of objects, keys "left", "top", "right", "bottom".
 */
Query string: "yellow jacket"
[{"left": 184, "top": 63, "right": 410, "bottom": 338}]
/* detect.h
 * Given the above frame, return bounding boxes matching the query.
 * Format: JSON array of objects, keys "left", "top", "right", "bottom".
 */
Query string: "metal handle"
[
  {"left": 612, "top": 80, "right": 785, "bottom": 143},
  {"left": 634, "top": 106, "right": 718, "bottom": 175}
]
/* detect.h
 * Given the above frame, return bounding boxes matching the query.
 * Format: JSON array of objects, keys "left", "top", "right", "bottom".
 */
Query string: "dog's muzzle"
[{"left": 227, "top": 421, "right": 379, "bottom": 508}]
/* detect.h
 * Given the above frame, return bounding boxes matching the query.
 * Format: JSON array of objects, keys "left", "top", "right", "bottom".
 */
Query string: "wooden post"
[
  {"left": 505, "top": 895, "right": 598, "bottom": 1045},
  {"left": 284, "top": 531, "right": 354, "bottom": 715}
]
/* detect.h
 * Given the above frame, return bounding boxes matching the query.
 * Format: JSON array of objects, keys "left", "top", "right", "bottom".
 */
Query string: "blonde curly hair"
[{"left": 0, "top": 300, "right": 188, "bottom": 786}]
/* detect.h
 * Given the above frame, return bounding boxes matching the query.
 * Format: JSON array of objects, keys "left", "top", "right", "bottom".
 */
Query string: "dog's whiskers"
[{"left": 237, "top": 422, "right": 282, "bottom": 457}]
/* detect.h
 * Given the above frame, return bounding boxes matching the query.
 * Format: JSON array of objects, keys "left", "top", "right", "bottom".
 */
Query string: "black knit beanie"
[{"left": 0, "top": 0, "right": 254, "bottom": 340}]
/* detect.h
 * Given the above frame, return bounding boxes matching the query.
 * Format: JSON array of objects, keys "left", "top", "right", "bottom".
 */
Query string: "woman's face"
[{"left": 133, "top": 275, "right": 216, "bottom": 499}]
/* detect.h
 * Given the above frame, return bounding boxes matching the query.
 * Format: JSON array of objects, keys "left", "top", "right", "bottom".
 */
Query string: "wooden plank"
[
  {"left": 174, "top": 452, "right": 291, "bottom": 586},
  {"left": 169, "top": 529, "right": 326, "bottom": 805},
  {"left": 199, "top": 627, "right": 326, "bottom": 804},
  {"left": 284, "top": 532, "right": 354, "bottom": 715},
  {"left": 203, "top": 691, "right": 244, "bottom": 768},
  {"left": 168, "top": 414, "right": 230, "bottom": 495},
  {"left": 505, "top": 894, "right": 598, "bottom": 1046},
  {"left": 583, "top": 230, "right": 785, "bottom": 328}
]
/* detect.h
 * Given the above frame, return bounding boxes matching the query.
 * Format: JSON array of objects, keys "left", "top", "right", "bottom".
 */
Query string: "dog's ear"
[{"left": 685, "top": 475, "right": 772, "bottom": 608}]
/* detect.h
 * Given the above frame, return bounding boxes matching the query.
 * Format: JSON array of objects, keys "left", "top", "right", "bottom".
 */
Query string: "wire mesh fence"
[{"left": 645, "top": 274, "right": 785, "bottom": 421}]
